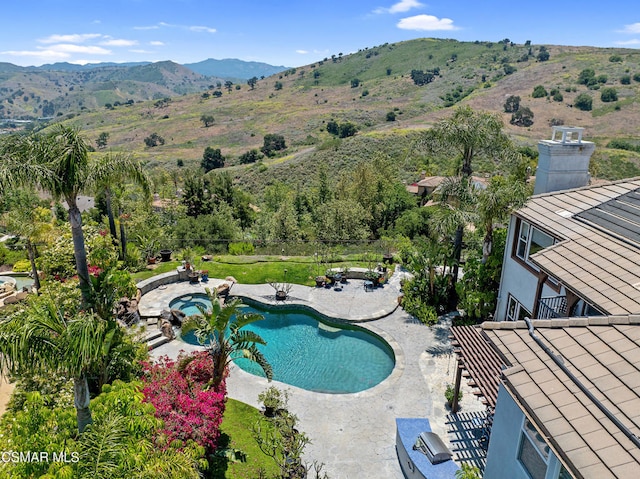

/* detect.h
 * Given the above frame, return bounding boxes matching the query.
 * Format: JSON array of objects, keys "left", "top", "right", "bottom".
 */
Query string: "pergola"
[{"left": 449, "top": 325, "right": 505, "bottom": 412}]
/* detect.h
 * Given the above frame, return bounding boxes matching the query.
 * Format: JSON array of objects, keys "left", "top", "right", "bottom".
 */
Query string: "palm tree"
[
  {"left": 426, "top": 105, "right": 518, "bottom": 178},
  {"left": 181, "top": 288, "right": 273, "bottom": 389},
  {"left": 0, "top": 125, "right": 149, "bottom": 305},
  {"left": 0, "top": 190, "right": 54, "bottom": 291},
  {"left": 477, "top": 177, "right": 529, "bottom": 262},
  {"left": 92, "top": 152, "right": 151, "bottom": 259},
  {"left": 0, "top": 298, "right": 111, "bottom": 432}
]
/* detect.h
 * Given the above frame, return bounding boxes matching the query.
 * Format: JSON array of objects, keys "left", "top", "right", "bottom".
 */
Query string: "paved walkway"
[{"left": 147, "top": 270, "right": 484, "bottom": 479}]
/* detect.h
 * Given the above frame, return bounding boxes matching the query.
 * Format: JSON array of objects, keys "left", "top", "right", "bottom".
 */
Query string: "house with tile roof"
[
  {"left": 494, "top": 127, "right": 640, "bottom": 322},
  {"left": 469, "top": 316, "right": 640, "bottom": 479}
]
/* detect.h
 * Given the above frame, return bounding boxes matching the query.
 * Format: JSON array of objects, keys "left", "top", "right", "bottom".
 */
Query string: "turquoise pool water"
[{"left": 170, "top": 294, "right": 395, "bottom": 393}]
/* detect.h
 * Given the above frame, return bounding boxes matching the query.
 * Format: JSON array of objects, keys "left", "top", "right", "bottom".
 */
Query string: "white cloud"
[
  {"left": 0, "top": 49, "right": 69, "bottom": 59},
  {"left": 189, "top": 25, "right": 216, "bottom": 33},
  {"left": 39, "top": 33, "right": 102, "bottom": 44},
  {"left": 48, "top": 44, "right": 111, "bottom": 54},
  {"left": 397, "top": 14, "right": 458, "bottom": 31},
  {"left": 374, "top": 0, "right": 423, "bottom": 14},
  {"left": 134, "top": 25, "right": 160, "bottom": 30},
  {"left": 296, "top": 49, "right": 309, "bottom": 54},
  {"left": 149, "top": 41, "right": 165, "bottom": 46},
  {"left": 130, "top": 49, "right": 154, "bottom": 54},
  {"left": 620, "top": 22, "right": 640, "bottom": 34},
  {"left": 615, "top": 39, "right": 640, "bottom": 45},
  {"left": 100, "top": 38, "right": 138, "bottom": 47}
]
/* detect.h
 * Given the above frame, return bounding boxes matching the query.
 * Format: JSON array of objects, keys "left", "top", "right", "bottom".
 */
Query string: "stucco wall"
[{"left": 484, "top": 384, "right": 563, "bottom": 479}]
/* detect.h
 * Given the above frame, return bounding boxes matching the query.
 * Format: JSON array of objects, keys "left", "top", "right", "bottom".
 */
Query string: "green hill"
[{"left": 12, "top": 38, "right": 640, "bottom": 191}]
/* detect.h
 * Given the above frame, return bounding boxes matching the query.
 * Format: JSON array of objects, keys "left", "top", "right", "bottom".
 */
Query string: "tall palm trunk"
[
  {"left": 25, "top": 239, "right": 41, "bottom": 291},
  {"left": 67, "top": 199, "right": 91, "bottom": 306},
  {"left": 118, "top": 205, "right": 127, "bottom": 260},
  {"left": 74, "top": 375, "right": 93, "bottom": 433},
  {"left": 448, "top": 224, "right": 464, "bottom": 310},
  {"left": 104, "top": 187, "right": 118, "bottom": 246}
]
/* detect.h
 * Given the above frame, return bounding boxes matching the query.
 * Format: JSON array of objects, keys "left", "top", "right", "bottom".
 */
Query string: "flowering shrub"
[{"left": 142, "top": 351, "right": 226, "bottom": 452}]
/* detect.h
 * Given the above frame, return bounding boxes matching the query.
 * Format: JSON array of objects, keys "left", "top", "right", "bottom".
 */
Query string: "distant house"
[
  {"left": 453, "top": 317, "right": 640, "bottom": 479},
  {"left": 495, "top": 127, "right": 640, "bottom": 322},
  {"left": 405, "top": 174, "right": 488, "bottom": 204}
]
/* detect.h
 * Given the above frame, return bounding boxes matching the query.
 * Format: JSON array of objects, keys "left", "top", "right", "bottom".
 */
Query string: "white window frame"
[
  {"left": 514, "top": 220, "right": 556, "bottom": 268},
  {"left": 517, "top": 418, "right": 551, "bottom": 479},
  {"left": 506, "top": 295, "right": 531, "bottom": 322}
]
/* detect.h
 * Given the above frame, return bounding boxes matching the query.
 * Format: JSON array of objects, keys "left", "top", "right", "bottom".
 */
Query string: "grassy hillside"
[{"left": 26, "top": 38, "right": 640, "bottom": 190}]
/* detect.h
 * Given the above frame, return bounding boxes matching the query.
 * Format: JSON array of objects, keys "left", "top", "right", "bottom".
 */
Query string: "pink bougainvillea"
[{"left": 142, "top": 351, "right": 226, "bottom": 452}]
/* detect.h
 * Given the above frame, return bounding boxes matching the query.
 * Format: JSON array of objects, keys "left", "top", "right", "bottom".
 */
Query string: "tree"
[
  {"left": 504, "top": 95, "right": 520, "bottom": 113},
  {"left": 201, "top": 147, "right": 225, "bottom": 172},
  {"left": 200, "top": 114, "right": 215, "bottom": 127},
  {"left": 224, "top": 80, "right": 234, "bottom": 92},
  {"left": 578, "top": 68, "right": 596, "bottom": 85},
  {"left": 600, "top": 87, "right": 618, "bottom": 102},
  {"left": 247, "top": 76, "right": 258, "bottom": 90},
  {"left": 574, "top": 93, "right": 593, "bottom": 111},
  {"left": 181, "top": 288, "right": 273, "bottom": 389},
  {"left": 350, "top": 78, "right": 360, "bottom": 88},
  {"left": 239, "top": 149, "right": 264, "bottom": 164},
  {"left": 510, "top": 106, "right": 534, "bottom": 127},
  {"left": 0, "top": 297, "right": 116, "bottom": 433},
  {"left": 532, "top": 85, "right": 547, "bottom": 98},
  {"left": 261, "top": 134, "right": 286, "bottom": 157},
  {"left": 537, "top": 46, "right": 550, "bottom": 61},
  {"left": 423, "top": 106, "right": 520, "bottom": 303},
  {"left": 1, "top": 194, "right": 53, "bottom": 291},
  {"left": 274, "top": 81, "right": 283, "bottom": 91},
  {"left": 96, "top": 132, "right": 109, "bottom": 149},
  {"left": 92, "top": 152, "right": 151, "bottom": 259},
  {"left": 144, "top": 132, "right": 165, "bottom": 147}
]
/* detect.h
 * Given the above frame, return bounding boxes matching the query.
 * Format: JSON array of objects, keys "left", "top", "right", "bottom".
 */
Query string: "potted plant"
[
  {"left": 315, "top": 276, "right": 326, "bottom": 287},
  {"left": 340, "top": 265, "right": 349, "bottom": 283},
  {"left": 445, "top": 384, "right": 463, "bottom": 408},
  {"left": 325, "top": 269, "right": 336, "bottom": 285},
  {"left": 159, "top": 249, "right": 172, "bottom": 262},
  {"left": 258, "top": 386, "right": 289, "bottom": 417}
]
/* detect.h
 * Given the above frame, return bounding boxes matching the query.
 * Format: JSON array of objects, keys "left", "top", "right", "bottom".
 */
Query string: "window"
[
  {"left": 518, "top": 419, "right": 550, "bottom": 479},
  {"left": 507, "top": 295, "right": 531, "bottom": 321},
  {"left": 514, "top": 220, "right": 556, "bottom": 266}
]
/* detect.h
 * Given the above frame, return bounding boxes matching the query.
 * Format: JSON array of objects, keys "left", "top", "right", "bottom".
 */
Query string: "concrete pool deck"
[{"left": 146, "top": 271, "right": 485, "bottom": 479}]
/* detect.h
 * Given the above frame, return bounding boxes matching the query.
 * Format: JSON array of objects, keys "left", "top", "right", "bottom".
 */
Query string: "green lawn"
[
  {"left": 132, "top": 255, "right": 370, "bottom": 286},
  {"left": 211, "top": 398, "right": 279, "bottom": 479}
]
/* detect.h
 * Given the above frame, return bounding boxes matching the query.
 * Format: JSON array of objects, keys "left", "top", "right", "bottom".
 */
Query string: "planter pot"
[
  {"left": 147, "top": 257, "right": 157, "bottom": 265},
  {"left": 159, "top": 249, "right": 172, "bottom": 262},
  {"left": 275, "top": 290, "right": 287, "bottom": 301},
  {"left": 315, "top": 276, "right": 326, "bottom": 287}
]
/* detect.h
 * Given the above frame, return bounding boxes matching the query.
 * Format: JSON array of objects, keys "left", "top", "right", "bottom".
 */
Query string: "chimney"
[{"left": 533, "top": 126, "right": 595, "bottom": 195}]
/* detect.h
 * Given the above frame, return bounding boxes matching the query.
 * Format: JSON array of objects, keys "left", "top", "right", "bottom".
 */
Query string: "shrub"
[
  {"left": 142, "top": 352, "right": 226, "bottom": 453},
  {"left": 386, "top": 111, "right": 396, "bottom": 121},
  {"left": 228, "top": 241, "right": 255, "bottom": 255},
  {"left": 552, "top": 91, "right": 563, "bottom": 102},
  {"left": 504, "top": 95, "right": 520, "bottom": 113},
  {"left": 634, "top": 73, "right": 640, "bottom": 82},
  {"left": 609, "top": 54, "right": 623, "bottom": 62},
  {"left": 574, "top": 93, "right": 593, "bottom": 111},
  {"left": 621, "top": 75, "right": 631, "bottom": 85},
  {"left": 578, "top": 68, "right": 596, "bottom": 85},
  {"left": 600, "top": 87, "right": 618, "bottom": 102},
  {"left": 144, "top": 132, "right": 165, "bottom": 147},
  {"left": 445, "top": 384, "right": 463, "bottom": 405},
  {"left": 531, "top": 85, "right": 547, "bottom": 98},
  {"left": 503, "top": 64, "right": 517, "bottom": 75},
  {"left": 510, "top": 106, "right": 534, "bottom": 127},
  {"left": 12, "top": 258, "right": 31, "bottom": 272}
]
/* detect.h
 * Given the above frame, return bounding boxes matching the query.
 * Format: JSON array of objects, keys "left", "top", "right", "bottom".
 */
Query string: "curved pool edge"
[{"left": 174, "top": 291, "right": 406, "bottom": 399}]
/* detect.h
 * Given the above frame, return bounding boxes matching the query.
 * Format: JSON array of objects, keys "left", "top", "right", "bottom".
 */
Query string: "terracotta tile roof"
[
  {"left": 482, "top": 317, "right": 640, "bottom": 479},
  {"left": 515, "top": 178, "right": 640, "bottom": 315}
]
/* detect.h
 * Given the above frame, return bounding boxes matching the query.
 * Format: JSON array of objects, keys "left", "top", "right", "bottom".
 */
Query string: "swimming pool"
[{"left": 170, "top": 294, "right": 395, "bottom": 393}]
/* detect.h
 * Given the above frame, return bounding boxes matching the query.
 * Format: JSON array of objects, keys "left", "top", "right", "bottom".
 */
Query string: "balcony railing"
[
  {"left": 537, "top": 295, "right": 603, "bottom": 319},
  {"left": 537, "top": 296, "right": 568, "bottom": 319}
]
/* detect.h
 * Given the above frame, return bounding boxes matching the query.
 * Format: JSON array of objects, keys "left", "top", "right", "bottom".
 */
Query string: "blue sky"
[{"left": 2, "top": 0, "right": 639, "bottom": 67}]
